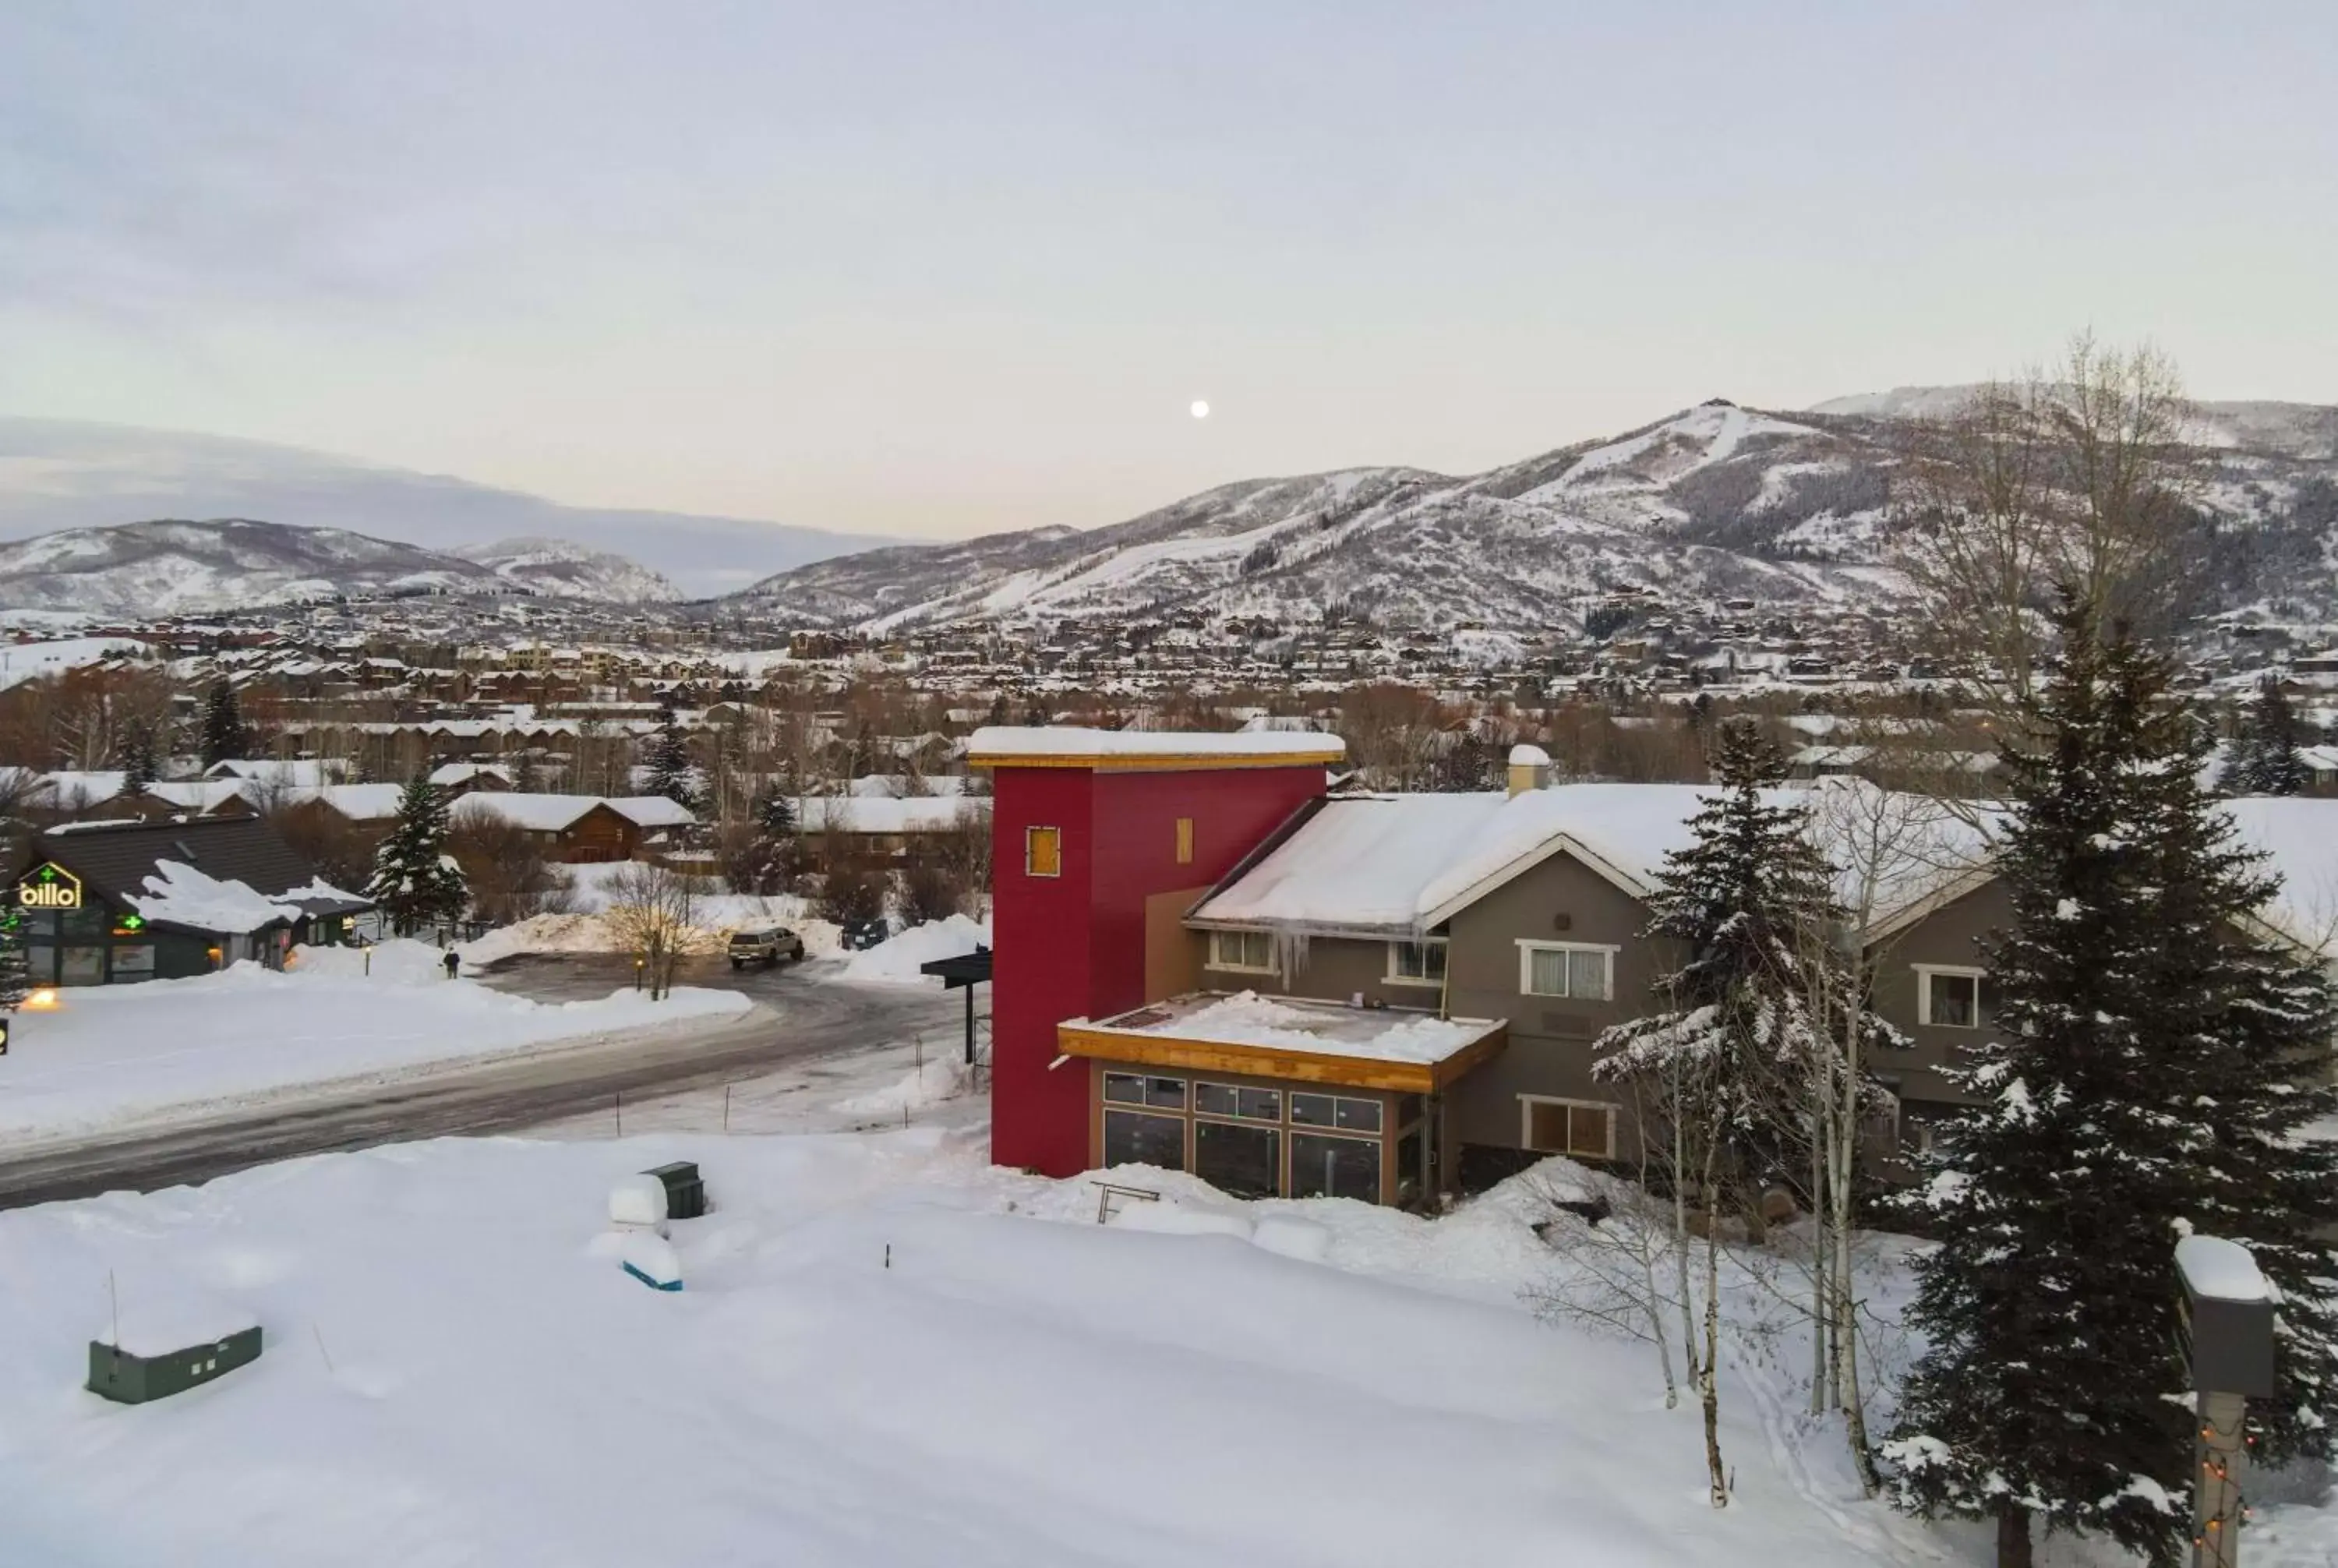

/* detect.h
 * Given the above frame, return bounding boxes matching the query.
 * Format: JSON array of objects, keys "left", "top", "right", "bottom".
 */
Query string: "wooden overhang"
[{"left": 1057, "top": 1015, "right": 1508, "bottom": 1095}]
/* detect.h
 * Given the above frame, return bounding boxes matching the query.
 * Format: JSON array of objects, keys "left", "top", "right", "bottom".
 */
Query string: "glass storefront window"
[
  {"left": 1292, "top": 1092, "right": 1382, "bottom": 1133},
  {"left": 1195, "top": 1121, "right": 1280, "bottom": 1199},
  {"left": 1291, "top": 1134, "right": 1380, "bottom": 1202},
  {"left": 1102, "top": 1111, "right": 1185, "bottom": 1172},
  {"left": 1194, "top": 1082, "right": 1280, "bottom": 1121}
]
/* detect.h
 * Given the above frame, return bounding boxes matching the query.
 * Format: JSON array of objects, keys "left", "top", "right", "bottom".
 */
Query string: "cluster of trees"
[{"left": 1538, "top": 339, "right": 2338, "bottom": 1568}]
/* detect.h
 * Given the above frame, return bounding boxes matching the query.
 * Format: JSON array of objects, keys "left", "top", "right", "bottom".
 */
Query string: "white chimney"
[{"left": 1506, "top": 743, "right": 1552, "bottom": 798}]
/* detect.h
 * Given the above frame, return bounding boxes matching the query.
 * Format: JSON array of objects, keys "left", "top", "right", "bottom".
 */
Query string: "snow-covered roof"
[
  {"left": 428, "top": 762, "right": 512, "bottom": 787},
  {"left": 293, "top": 783, "right": 407, "bottom": 821},
  {"left": 1062, "top": 991, "right": 1507, "bottom": 1090},
  {"left": 143, "top": 779, "right": 256, "bottom": 813},
  {"left": 204, "top": 759, "right": 348, "bottom": 788},
  {"left": 19, "top": 769, "right": 128, "bottom": 807},
  {"left": 797, "top": 796, "right": 984, "bottom": 834},
  {"left": 1192, "top": 782, "right": 1997, "bottom": 938},
  {"left": 127, "top": 860, "right": 302, "bottom": 935},
  {"left": 1077, "top": 991, "right": 1495, "bottom": 1066},
  {"left": 452, "top": 793, "right": 608, "bottom": 832},
  {"left": 604, "top": 796, "right": 698, "bottom": 828},
  {"left": 967, "top": 726, "right": 1345, "bottom": 769}
]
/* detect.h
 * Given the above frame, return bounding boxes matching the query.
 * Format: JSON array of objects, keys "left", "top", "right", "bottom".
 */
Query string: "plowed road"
[{"left": 0, "top": 956, "right": 956, "bottom": 1210}]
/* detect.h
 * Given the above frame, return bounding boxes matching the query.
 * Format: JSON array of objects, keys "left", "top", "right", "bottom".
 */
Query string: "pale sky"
[{"left": 2, "top": 2, "right": 2332, "bottom": 542}]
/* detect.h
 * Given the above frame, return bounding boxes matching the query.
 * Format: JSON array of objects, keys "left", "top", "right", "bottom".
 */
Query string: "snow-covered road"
[{"left": 0, "top": 976, "right": 957, "bottom": 1209}]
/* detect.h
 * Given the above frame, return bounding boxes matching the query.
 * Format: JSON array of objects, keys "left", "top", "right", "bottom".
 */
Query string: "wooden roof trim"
[{"left": 1058, "top": 1019, "right": 1507, "bottom": 1094}]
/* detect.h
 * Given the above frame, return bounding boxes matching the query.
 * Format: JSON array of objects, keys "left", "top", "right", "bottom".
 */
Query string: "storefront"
[
  {"left": 10, "top": 818, "right": 373, "bottom": 987},
  {"left": 1059, "top": 992, "right": 1507, "bottom": 1208}
]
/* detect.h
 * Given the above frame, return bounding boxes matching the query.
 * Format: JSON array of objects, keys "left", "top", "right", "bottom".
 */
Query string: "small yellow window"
[
  {"left": 1026, "top": 825, "right": 1061, "bottom": 878},
  {"left": 1174, "top": 817, "right": 1194, "bottom": 864}
]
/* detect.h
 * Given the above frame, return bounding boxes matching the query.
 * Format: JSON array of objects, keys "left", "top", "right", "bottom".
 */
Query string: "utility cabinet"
[{"left": 88, "top": 1324, "right": 263, "bottom": 1405}]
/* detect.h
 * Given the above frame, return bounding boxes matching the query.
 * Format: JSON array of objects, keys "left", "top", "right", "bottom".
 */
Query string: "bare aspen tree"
[
  {"left": 602, "top": 860, "right": 705, "bottom": 999},
  {"left": 1894, "top": 334, "right": 2198, "bottom": 709}
]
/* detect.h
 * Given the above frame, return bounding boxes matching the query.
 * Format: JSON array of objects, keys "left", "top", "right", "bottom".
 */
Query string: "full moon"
[{"left": 1190, "top": 400, "right": 1210, "bottom": 419}]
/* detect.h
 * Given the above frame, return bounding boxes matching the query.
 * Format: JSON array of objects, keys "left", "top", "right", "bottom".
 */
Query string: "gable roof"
[{"left": 1191, "top": 780, "right": 2001, "bottom": 940}]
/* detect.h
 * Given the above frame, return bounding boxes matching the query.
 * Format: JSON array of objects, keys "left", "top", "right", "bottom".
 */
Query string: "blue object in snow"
[{"left": 623, "top": 1261, "right": 683, "bottom": 1292}]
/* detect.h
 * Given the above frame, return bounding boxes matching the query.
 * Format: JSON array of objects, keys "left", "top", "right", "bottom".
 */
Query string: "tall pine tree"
[
  {"left": 366, "top": 775, "right": 469, "bottom": 936},
  {"left": 643, "top": 720, "right": 700, "bottom": 811},
  {"left": 1886, "top": 595, "right": 2338, "bottom": 1568},
  {"left": 1592, "top": 719, "right": 1897, "bottom": 1503},
  {"left": 199, "top": 683, "right": 248, "bottom": 768},
  {"left": 2219, "top": 677, "right": 2307, "bottom": 796},
  {"left": 0, "top": 893, "right": 27, "bottom": 1013},
  {"left": 118, "top": 722, "right": 161, "bottom": 792}
]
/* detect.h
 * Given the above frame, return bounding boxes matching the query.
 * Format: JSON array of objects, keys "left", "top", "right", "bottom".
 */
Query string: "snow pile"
[
  {"left": 0, "top": 1134, "right": 1917, "bottom": 1568},
  {"left": 835, "top": 914, "right": 989, "bottom": 985},
  {"left": 93, "top": 1270, "right": 259, "bottom": 1357},
  {"left": 0, "top": 942, "right": 751, "bottom": 1141},
  {"left": 830, "top": 1054, "right": 977, "bottom": 1118}
]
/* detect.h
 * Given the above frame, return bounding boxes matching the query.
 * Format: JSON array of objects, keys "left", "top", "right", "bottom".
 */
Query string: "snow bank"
[
  {"left": 830, "top": 1054, "right": 976, "bottom": 1118},
  {"left": 0, "top": 1135, "right": 1912, "bottom": 1568},
  {"left": 835, "top": 914, "right": 989, "bottom": 986},
  {"left": 0, "top": 941, "right": 750, "bottom": 1141}
]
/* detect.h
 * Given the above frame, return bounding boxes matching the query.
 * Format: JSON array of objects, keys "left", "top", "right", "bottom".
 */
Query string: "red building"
[{"left": 969, "top": 728, "right": 1343, "bottom": 1176}]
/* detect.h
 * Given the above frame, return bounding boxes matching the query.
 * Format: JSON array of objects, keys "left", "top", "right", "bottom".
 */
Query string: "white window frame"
[
  {"left": 1516, "top": 939, "right": 1618, "bottom": 1001},
  {"left": 1519, "top": 1095, "right": 1618, "bottom": 1160},
  {"left": 1384, "top": 939, "right": 1447, "bottom": 988},
  {"left": 1914, "top": 964, "right": 1985, "bottom": 1028},
  {"left": 1207, "top": 927, "right": 1277, "bottom": 975}
]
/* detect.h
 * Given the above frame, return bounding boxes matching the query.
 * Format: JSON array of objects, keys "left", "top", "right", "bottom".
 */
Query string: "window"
[
  {"left": 1174, "top": 817, "right": 1195, "bottom": 865},
  {"left": 1208, "top": 928, "right": 1275, "bottom": 973},
  {"left": 1025, "top": 825, "right": 1061, "bottom": 878},
  {"left": 1103, "top": 1111, "right": 1185, "bottom": 1171},
  {"left": 1194, "top": 1082, "right": 1281, "bottom": 1121},
  {"left": 1104, "top": 1072, "right": 1185, "bottom": 1109},
  {"left": 1522, "top": 1097, "right": 1617, "bottom": 1160},
  {"left": 1195, "top": 1121, "right": 1279, "bottom": 1199},
  {"left": 1386, "top": 941, "right": 1447, "bottom": 987},
  {"left": 1291, "top": 1092, "right": 1382, "bottom": 1134},
  {"left": 1917, "top": 966, "right": 1983, "bottom": 1028},
  {"left": 1519, "top": 941, "right": 1614, "bottom": 1001},
  {"left": 1291, "top": 1133, "right": 1381, "bottom": 1202}
]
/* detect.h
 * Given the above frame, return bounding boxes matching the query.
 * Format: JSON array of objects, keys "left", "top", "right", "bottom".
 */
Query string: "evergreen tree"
[
  {"left": 1885, "top": 596, "right": 2338, "bottom": 1568},
  {"left": 118, "top": 722, "right": 161, "bottom": 792},
  {"left": 2220, "top": 677, "right": 2307, "bottom": 796},
  {"left": 643, "top": 721, "right": 700, "bottom": 811},
  {"left": 366, "top": 775, "right": 469, "bottom": 936},
  {"left": 1593, "top": 718, "right": 1883, "bottom": 1193},
  {"left": 751, "top": 783, "right": 796, "bottom": 837},
  {"left": 199, "top": 683, "right": 248, "bottom": 768},
  {"left": 0, "top": 894, "right": 27, "bottom": 1013},
  {"left": 1591, "top": 718, "right": 1894, "bottom": 1502}
]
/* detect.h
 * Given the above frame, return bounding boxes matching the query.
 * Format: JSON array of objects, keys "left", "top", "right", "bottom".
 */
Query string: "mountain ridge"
[{"left": 728, "top": 391, "right": 2338, "bottom": 632}]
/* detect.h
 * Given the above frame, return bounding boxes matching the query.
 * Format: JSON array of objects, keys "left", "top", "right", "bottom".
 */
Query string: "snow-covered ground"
[
  {"left": 0, "top": 941, "right": 750, "bottom": 1142},
  {"left": 0, "top": 1127, "right": 1927, "bottom": 1568},
  {"left": 456, "top": 874, "right": 847, "bottom": 966}
]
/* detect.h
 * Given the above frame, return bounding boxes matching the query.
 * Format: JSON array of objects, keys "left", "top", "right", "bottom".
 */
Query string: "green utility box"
[
  {"left": 88, "top": 1324, "right": 263, "bottom": 1405},
  {"left": 644, "top": 1161, "right": 707, "bottom": 1220}
]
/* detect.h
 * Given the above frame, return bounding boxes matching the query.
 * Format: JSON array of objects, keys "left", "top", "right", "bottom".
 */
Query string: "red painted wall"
[{"left": 987, "top": 761, "right": 1326, "bottom": 1175}]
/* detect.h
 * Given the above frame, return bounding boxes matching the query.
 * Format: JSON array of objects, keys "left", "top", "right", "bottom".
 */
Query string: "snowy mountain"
[
  {"left": 0, "top": 418, "right": 895, "bottom": 598},
  {"left": 735, "top": 394, "right": 2338, "bottom": 632},
  {"left": 451, "top": 537, "right": 681, "bottom": 603},
  {"left": 0, "top": 518, "right": 656, "bottom": 616}
]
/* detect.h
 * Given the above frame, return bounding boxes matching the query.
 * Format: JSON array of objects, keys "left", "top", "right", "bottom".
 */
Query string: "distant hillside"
[
  {"left": 0, "top": 518, "right": 671, "bottom": 616},
  {"left": 452, "top": 537, "right": 680, "bottom": 603},
  {"left": 732, "top": 392, "right": 2338, "bottom": 632},
  {"left": 0, "top": 418, "right": 896, "bottom": 598}
]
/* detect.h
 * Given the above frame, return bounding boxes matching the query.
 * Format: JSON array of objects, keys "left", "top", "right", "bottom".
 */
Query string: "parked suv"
[
  {"left": 726, "top": 927, "right": 805, "bottom": 969},
  {"left": 839, "top": 917, "right": 892, "bottom": 952}
]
